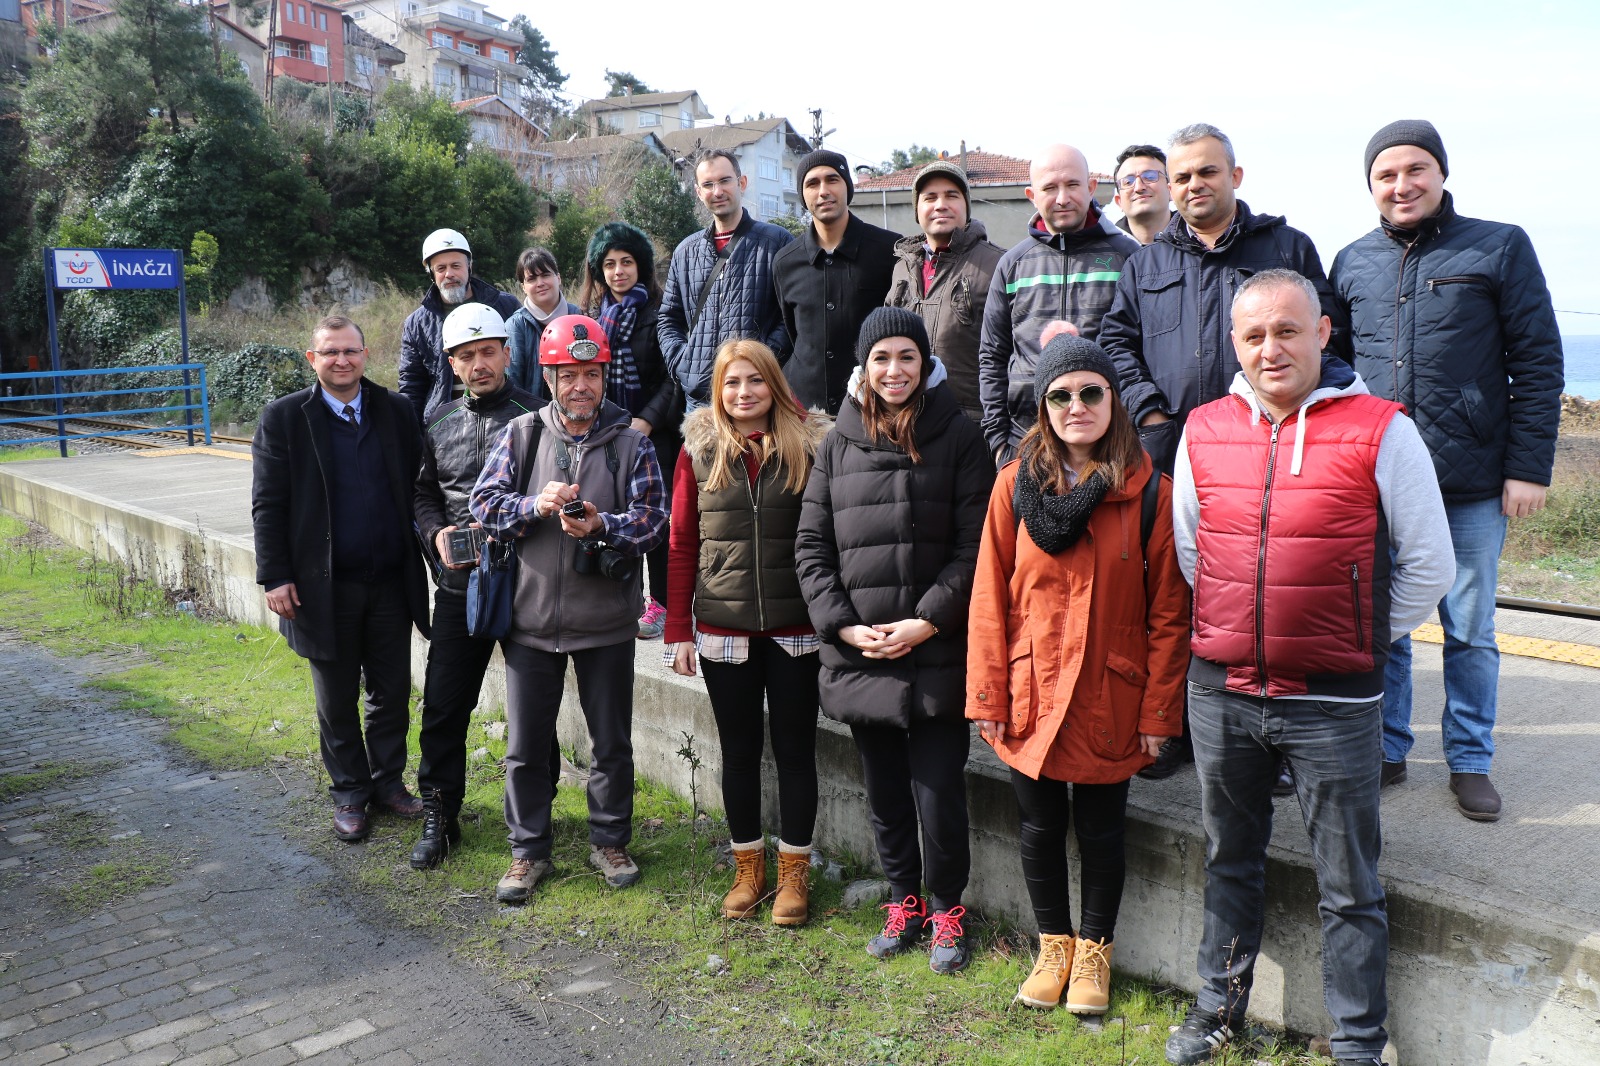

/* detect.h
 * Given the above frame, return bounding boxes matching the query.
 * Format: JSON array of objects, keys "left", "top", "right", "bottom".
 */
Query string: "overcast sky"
[{"left": 510, "top": 0, "right": 1600, "bottom": 334}]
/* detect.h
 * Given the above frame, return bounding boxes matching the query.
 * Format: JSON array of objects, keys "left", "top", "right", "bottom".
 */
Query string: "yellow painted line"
[
  {"left": 133, "top": 447, "right": 250, "bottom": 461},
  {"left": 1412, "top": 622, "right": 1600, "bottom": 670}
]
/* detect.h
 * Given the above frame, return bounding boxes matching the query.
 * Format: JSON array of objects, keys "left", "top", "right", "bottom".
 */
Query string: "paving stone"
[
  {"left": 125, "top": 1014, "right": 215, "bottom": 1053},
  {"left": 5, "top": 1042, "right": 70, "bottom": 1066},
  {"left": 170, "top": 1045, "right": 242, "bottom": 1066},
  {"left": 232, "top": 1049, "right": 298, "bottom": 1066}
]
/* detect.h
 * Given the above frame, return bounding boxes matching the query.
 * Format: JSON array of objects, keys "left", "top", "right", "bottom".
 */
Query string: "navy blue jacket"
[
  {"left": 1100, "top": 203, "right": 1351, "bottom": 431},
  {"left": 658, "top": 209, "right": 794, "bottom": 412},
  {"left": 1331, "top": 194, "right": 1564, "bottom": 503}
]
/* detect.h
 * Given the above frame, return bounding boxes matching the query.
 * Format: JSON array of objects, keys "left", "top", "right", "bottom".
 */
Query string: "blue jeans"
[
  {"left": 1382, "top": 496, "right": 1506, "bottom": 772},
  {"left": 1188, "top": 683, "right": 1388, "bottom": 1060}
]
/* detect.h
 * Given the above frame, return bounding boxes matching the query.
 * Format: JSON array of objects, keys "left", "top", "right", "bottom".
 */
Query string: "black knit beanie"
[
  {"left": 856, "top": 306, "right": 929, "bottom": 366},
  {"left": 1364, "top": 119, "right": 1448, "bottom": 188},
  {"left": 1033, "top": 334, "right": 1121, "bottom": 405},
  {"left": 796, "top": 149, "right": 854, "bottom": 203},
  {"left": 585, "top": 221, "right": 655, "bottom": 287}
]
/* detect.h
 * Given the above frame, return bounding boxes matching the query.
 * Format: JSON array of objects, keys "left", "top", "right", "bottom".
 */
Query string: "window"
[
  {"left": 679, "top": 108, "right": 693, "bottom": 129},
  {"left": 758, "top": 157, "right": 778, "bottom": 181},
  {"left": 317, "top": 12, "right": 327, "bottom": 30},
  {"left": 216, "top": 24, "right": 233, "bottom": 40},
  {"left": 434, "top": 68, "right": 454, "bottom": 89},
  {"left": 490, "top": 46, "right": 510, "bottom": 63},
  {"left": 432, "top": 31, "right": 451, "bottom": 47},
  {"left": 760, "top": 194, "right": 780, "bottom": 218},
  {"left": 782, "top": 167, "right": 793, "bottom": 186},
  {"left": 456, "top": 5, "right": 475, "bottom": 19},
  {"left": 348, "top": 8, "right": 364, "bottom": 17},
  {"left": 282, "top": 1, "right": 294, "bottom": 21},
  {"left": 637, "top": 110, "right": 660, "bottom": 128},
  {"left": 274, "top": 40, "right": 309, "bottom": 60},
  {"left": 457, "top": 40, "right": 478, "bottom": 54},
  {"left": 355, "top": 54, "right": 375, "bottom": 75},
  {"left": 310, "top": 43, "right": 328, "bottom": 66},
  {"left": 297, "top": 5, "right": 306, "bottom": 23}
]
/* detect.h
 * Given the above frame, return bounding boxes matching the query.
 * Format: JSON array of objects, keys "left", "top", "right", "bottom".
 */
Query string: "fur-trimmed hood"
[{"left": 680, "top": 403, "right": 832, "bottom": 467}]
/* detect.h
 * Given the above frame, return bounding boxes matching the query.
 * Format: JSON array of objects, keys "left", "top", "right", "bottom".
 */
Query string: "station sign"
[{"left": 52, "top": 248, "right": 182, "bottom": 290}]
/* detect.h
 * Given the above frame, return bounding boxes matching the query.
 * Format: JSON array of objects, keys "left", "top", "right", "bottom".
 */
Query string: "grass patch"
[
  {"left": 0, "top": 445, "right": 73, "bottom": 463},
  {"left": 0, "top": 513, "right": 1322, "bottom": 1064},
  {"left": 0, "top": 759, "right": 122, "bottom": 803}
]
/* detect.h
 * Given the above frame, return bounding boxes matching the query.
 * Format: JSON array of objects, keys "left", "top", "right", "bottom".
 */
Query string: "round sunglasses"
[{"left": 1044, "top": 385, "right": 1108, "bottom": 409}]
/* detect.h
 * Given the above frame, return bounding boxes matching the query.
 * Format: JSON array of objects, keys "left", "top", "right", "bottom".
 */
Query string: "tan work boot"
[
  {"left": 771, "top": 842, "right": 811, "bottom": 926},
  {"left": 1015, "top": 932, "right": 1075, "bottom": 1008},
  {"left": 1064, "top": 936, "right": 1114, "bottom": 1014},
  {"left": 722, "top": 840, "right": 767, "bottom": 919}
]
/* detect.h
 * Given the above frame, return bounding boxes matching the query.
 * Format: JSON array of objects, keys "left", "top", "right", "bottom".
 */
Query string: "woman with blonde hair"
[
  {"left": 966, "top": 334, "right": 1189, "bottom": 1014},
  {"left": 666, "top": 339, "right": 830, "bottom": 925}
]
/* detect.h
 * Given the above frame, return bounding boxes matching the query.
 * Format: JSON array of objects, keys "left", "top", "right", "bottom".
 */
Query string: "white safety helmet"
[
  {"left": 421, "top": 228, "right": 471, "bottom": 269},
  {"left": 441, "top": 303, "right": 510, "bottom": 353}
]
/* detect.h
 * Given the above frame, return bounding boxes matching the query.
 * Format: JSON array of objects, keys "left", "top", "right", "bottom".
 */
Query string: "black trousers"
[
  {"left": 699, "top": 640, "right": 820, "bottom": 846},
  {"left": 850, "top": 716, "right": 971, "bottom": 913},
  {"left": 502, "top": 639, "right": 635, "bottom": 861},
  {"left": 417, "top": 587, "right": 559, "bottom": 816},
  {"left": 1010, "top": 769, "right": 1131, "bottom": 940},
  {"left": 307, "top": 578, "right": 414, "bottom": 808},
  {"left": 643, "top": 435, "right": 677, "bottom": 606}
]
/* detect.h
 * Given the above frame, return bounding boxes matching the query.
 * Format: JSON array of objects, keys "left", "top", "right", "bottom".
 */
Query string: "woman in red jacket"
[
  {"left": 966, "top": 335, "right": 1189, "bottom": 1015},
  {"left": 665, "top": 339, "right": 830, "bottom": 925}
]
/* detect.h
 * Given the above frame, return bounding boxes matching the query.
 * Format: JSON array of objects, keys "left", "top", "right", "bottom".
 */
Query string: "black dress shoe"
[
  {"left": 1380, "top": 760, "right": 1408, "bottom": 788},
  {"left": 409, "top": 794, "right": 461, "bottom": 869},
  {"left": 333, "top": 804, "right": 369, "bottom": 842},
  {"left": 374, "top": 789, "right": 425, "bottom": 819},
  {"left": 1138, "top": 736, "right": 1194, "bottom": 780}
]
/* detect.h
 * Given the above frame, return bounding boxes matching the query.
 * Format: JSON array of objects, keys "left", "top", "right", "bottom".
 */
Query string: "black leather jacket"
[{"left": 414, "top": 381, "right": 544, "bottom": 590}]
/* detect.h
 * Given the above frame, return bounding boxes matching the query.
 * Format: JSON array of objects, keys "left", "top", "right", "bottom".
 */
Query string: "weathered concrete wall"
[{"left": 3, "top": 458, "right": 1596, "bottom": 1066}]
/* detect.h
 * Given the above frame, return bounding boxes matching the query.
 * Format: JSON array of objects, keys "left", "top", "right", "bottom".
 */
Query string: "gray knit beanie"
[
  {"left": 856, "top": 306, "right": 929, "bottom": 366},
  {"left": 1033, "top": 334, "right": 1121, "bottom": 405},
  {"left": 1364, "top": 119, "right": 1448, "bottom": 188},
  {"left": 796, "top": 149, "right": 854, "bottom": 203}
]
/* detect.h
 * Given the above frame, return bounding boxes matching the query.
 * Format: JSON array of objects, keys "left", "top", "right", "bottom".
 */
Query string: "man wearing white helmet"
[
  {"left": 399, "top": 228, "right": 522, "bottom": 425},
  {"left": 409, "top": 303, "right": 552, "bottom": 869}
]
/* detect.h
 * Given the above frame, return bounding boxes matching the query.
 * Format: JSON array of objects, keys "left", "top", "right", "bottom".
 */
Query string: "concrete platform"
[{"left": 3, "top": 449, "right": 1598, "bottom": 1066}]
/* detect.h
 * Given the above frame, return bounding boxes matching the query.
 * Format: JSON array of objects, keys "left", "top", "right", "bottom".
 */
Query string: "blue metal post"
[
  {"left": 40, "top": 248, "right": 68, "bottom": 458},
  {"left": 199, "top": 366, "right": 213, "bottom": 444},
  {"left": 177, "top": 264, "right": 194, "bottom": 446}
]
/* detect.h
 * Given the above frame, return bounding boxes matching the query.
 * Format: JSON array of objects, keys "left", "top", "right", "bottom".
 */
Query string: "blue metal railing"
[{"left": 0, "top": 363, "right": 213, "bottom": 455}]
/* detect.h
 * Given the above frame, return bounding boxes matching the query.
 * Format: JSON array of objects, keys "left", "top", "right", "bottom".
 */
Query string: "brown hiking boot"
[
  {"left": 771, "top": 845, "right": 810, "bottom": 926},
  {"left": 722, "top": 842, "right": 767, "bottom": 919},
  {"left": 1015, "top": 932, "right": 1075, "bottom": 1008},
  {"left": 1064, "top": 936, "right": 1114, "bottom": 1014}
]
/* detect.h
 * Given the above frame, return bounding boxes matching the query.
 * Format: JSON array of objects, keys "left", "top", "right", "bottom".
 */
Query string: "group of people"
[{"left": 250, "top": 117, "right": 1564, "bottom": 1066}]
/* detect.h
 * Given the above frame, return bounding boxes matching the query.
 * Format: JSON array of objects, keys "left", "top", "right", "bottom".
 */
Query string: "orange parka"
[{"left": 965, "top": 454, "right": 1190, "bottom": 783}]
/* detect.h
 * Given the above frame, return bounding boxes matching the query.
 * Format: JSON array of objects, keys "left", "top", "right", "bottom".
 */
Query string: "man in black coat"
[
  {"left": 252, "top": 315, "right": 432, "bottom": 842},
  {"left": 773, "top": 150, "right": 900, "bottom": 414}
]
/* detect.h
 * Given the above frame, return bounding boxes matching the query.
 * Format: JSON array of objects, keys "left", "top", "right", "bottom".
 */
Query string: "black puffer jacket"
[
  {"left": 772, "top": 213, "right": 901, "bottom": 415},
  {"left": 795, "top": 380, "right": 994, "bottom": 728},
  {"left": 414, "top": 381, "right": 544, "bottom": 591},
  {"left": 1331, "top": 193, "right": 1564, "bottom": 503},
  {"left": 398, "top": 277, "right": 522, "bottom": 426},
  {"left": 1100, "top": 203, "right": 1351, "bottom": 433}
]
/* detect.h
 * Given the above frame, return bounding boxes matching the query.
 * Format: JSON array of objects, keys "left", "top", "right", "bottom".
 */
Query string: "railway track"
[{"left": 4, "top": 407, "right": 1597, "bottom": 624}]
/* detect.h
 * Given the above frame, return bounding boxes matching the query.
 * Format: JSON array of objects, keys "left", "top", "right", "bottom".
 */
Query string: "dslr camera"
[{"left": 573, "top": 536, "right": 634, "bottom": 581}]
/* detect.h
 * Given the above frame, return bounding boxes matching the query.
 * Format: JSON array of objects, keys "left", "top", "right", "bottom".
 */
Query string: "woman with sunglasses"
[
  {"left": 665, "top": 339, "right": 829, "bottom": 925},
  {"left": 795, "top": 307, "right": 994, "bottom": 974},
  {"left": 966, "top": 334, "right": 1189, "bottom": 1014}
]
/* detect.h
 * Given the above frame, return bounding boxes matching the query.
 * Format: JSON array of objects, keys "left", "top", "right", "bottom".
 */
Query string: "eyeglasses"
[
  {"left": 312, "top": 347, "right": 366, "bottom": 358},
  {"left": 1117, "top": 169, "right": 1166, "bottom": 189},
  {"left": 1044, "top": 385, "right": 1107, "bottom": 409}
]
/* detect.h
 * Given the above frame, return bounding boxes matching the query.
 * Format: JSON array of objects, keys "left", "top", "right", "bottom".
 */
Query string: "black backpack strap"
[
  {"left": 511, "top": 417, "right": 541, "bottom": 496},
  {"left": 690, "top": 231, "right": 744, "bottom": 329}
]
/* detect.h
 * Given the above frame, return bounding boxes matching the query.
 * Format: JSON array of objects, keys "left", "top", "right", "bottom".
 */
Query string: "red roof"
[{"left": 856, "top": 150, "right": 1112, "bottom": 191}]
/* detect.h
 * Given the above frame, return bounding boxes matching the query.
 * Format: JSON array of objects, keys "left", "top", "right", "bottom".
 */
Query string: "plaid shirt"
[
  {"left": 663, "top": 630, "right": 820, "bottom": 667},
  {"left": 471, "top": 421, "right": 667, "bottom": 555}
]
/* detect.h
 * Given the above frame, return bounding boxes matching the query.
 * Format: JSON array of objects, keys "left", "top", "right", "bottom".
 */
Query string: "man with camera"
[
  {"left": 409, "top": 303, "right": 546, "bottom": 871},
  {"left": 470, "top": 315, "right": 668, "bottom": 902}
]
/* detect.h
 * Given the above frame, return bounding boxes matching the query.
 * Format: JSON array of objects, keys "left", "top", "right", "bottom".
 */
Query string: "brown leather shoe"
[
  {"left": 771, "top": 845, "right": 810, "bottom": 927},
  {"left": 1451, "top": 772, "right": 1502, "bottom": 822},
  {"left": 333, "top": 803, "right": 369, "bottom": 841},
  {"left": 374, "top": 789, "right": 425, "bottom": 819}
]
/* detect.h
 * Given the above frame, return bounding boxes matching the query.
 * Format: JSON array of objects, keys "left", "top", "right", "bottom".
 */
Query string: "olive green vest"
[{"left": 689, "top": 450, "right": 810, "bottom": 633}]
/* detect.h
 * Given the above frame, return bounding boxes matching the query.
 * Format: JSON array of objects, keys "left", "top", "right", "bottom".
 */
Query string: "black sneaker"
[
  {"left": 867, "top": 895, "right": 928, "bottom": 959},
  {"left": 1272, "top": 758, "right": 1296, "bottom": 797},
  {"left": 1165, "top": 1005, "right": 1240, "bottom": 1065},
  {"left": 927, "top": 905, "right": 970, "bottom": 975},
  {"left": 1138, "top": 736, "right": 1195, "bottom": 780}
]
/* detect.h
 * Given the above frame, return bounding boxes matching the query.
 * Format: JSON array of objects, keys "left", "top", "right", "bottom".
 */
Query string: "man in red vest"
[{"left": 1165, "top": 270, "right": 1453, "bottom": 1066}]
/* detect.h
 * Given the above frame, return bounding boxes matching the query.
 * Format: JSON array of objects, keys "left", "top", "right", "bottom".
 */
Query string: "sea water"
[{"left": 1564, "top": 334, "right": 1600, "bottom": 401}]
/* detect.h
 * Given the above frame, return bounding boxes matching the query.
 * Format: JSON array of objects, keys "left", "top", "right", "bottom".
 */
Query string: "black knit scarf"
[{"left": 1014, "top": 458, "right": 1110, "bottom": 554}]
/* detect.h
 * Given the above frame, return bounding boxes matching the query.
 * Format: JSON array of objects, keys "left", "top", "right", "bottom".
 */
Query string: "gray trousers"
[
  {"left": 307, "top": 579, "right": 413, "bottom": 807},
  {"left": 502, "top": 639, "right": 635, "bottom": 860}
]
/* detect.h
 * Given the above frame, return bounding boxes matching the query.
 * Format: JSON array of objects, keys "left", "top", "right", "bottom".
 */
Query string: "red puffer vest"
[{"left": 1186, "top": 391, "right": 1402, "bottom": 699}]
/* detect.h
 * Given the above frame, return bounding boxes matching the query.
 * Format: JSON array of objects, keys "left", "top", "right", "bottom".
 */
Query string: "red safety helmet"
[{"left": 539, "top": 314, "right": 611, "bottom": 365}]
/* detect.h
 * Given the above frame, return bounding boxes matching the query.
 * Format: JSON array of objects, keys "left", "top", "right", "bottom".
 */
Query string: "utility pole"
[
  {"left": 265, "top": 0, "right": 278, "bottom": 109},
  {"left": 808, "top": 109, "right": 834, "bottom": 150}
]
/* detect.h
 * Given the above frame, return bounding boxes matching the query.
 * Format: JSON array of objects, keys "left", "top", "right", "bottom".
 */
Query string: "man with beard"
[{"left": 399, "top": 228, "right": 522, "bottom": 425}]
